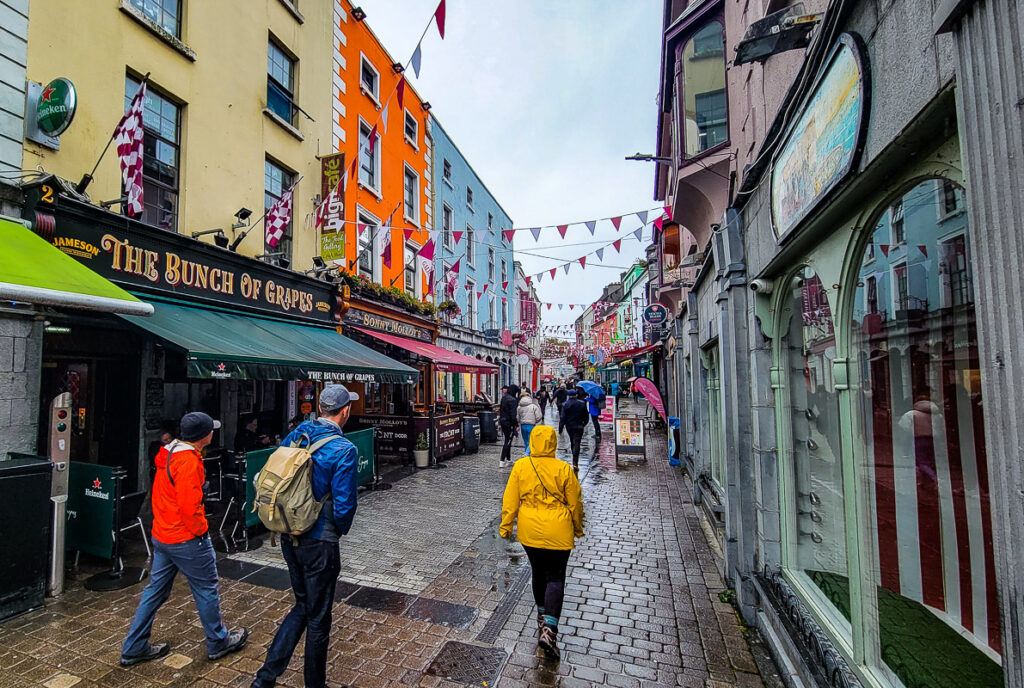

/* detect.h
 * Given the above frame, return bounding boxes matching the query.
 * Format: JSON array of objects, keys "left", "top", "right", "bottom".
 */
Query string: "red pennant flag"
[
  {"left": 453, "top": 230, "right": 463, "bottom": 244},
  {"left": 549, "top": 268, "right": 556, "bottom": 279},
  {"left": 482, "top": 283, "right": 489, "bottom": 293},
  {"left": 918, "top": 244, "right": 928, "bottom": 257},
  {"left": 557, "top": 224, "right": 568, "bottom": 238},
  {"left": 368, "top": 124, "right": 379, "bottom": 150},
  {"left": 396, "top": 76, "right": 406, "bottom": 111},
  {"left": 611, "top": 216, "right": 622, "bottom": 230},
  {"left": 569, "top": 304, "right": 575, "bottom": 311},
  {"left": 578, "top": 256, "right": 586, "bottom": 268},
  {"left": 476, "top": 291, "right": 483, "bottom": 300},
  {"left": 546, "top": 304, "right": 552, "bottom": 310},
  {"left": 612, "top": 239, "right": 622, "bottom": 253},
  {"left": 503, "top": 229, "right": 515, "bottom": 243},
  {"left": 350, "top": 159, "right": 359, "bottom": 179},
  {"left": 404, "top": 228, "right": 414, "bottom": 241},
  {"left": 879, "top": 244, "right": 890, "bottom": 257},
  {"left": 502, "top": 297, "right": 507, "bottom": 305},
  {"left": 664, "top": 204, "right": 672, "bottom": 220},
  {"left": 502, "top": 281, "right": 509, "bottom": 290},
  {"left": 654, "top": 216, "right": 664, "bottom": 232},
  {"left": 434, "top": 0, "right": 446, "bottom": 39},
  {"left": 526, "top": 276, "right": 532, "bottom": 285},
  {"left": 357, "top": 223, "right": 368, "bottom": 236}
]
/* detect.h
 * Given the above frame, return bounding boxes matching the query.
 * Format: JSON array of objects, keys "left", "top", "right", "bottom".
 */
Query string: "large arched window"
[
  {"left": 851, "top": 179, "right": 1000, "bottom": 687},
  {"left": 681, "top": 21, "right": 727, "bottom": 157}
]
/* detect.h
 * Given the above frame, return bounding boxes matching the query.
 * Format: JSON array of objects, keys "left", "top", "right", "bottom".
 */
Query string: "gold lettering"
[
  {"left": 124, "top": 245, "right": 144, "bottom": 275},
  {"left": 144, "top": 250, "right": 159, "bottom": 282},
  {"left": 165, "top": 252, "right": 182, "bottom": 285},
  {"left": 240, "top": 274, "right": 252, "bottom": 299},
  {"left": 181, "top": 260, "right": 195, "bottom": 287},
  {"left": 265, "top": 280, "right": 275, "bottom": 306},
  {"left": 193, "top": 263, "right": 209, "bottom": 290},
  {"left": 102, "top": 234, "right": 127, "bottom": 271},
  {"left": 220, "top": 271, "right": 234, "bottom": 294}
]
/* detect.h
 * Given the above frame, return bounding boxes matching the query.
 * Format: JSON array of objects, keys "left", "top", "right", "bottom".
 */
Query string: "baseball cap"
[
  {"left": 319, "top": 384, "right": 359, "bottom": 412},
  {"left": 179, "top": 412, "right": 221, "bottom": 442},
  {"left": 566, "top": 389, "right": 577, "bottom": 396}
]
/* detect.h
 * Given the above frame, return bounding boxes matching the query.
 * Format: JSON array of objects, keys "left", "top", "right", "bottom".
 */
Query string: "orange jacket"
[{"left": 152, "top": 441, "right": 208, "bottom": 544}]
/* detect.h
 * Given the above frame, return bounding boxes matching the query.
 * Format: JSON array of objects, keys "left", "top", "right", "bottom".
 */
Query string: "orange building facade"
[{"left": 328, "top": 0, "right": 432, "bottom": 296}]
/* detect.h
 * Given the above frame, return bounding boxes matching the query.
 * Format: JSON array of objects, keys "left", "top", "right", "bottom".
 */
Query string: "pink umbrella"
[{"left": 634, "top": 378, "right": 666, "bottom": 421}]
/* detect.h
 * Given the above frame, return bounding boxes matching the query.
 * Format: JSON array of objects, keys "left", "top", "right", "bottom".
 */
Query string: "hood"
[
  {"left": 154, "top": 440, "right": 194, "bottom": 469},
  {"left": 290, "top": 419, "right": 343, "bottom": 446},
  {"left": 529, "top": 425, "right": 558, "bottom": 458},
  {"left": 506, "top": 384, "right": 520, "bottom": 398},
  {"left": 518, "top": 396, "right": 535, "bottom": 408}
]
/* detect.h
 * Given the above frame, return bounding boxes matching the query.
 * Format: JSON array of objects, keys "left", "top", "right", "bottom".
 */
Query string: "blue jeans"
[
  {"left": 122, "top": 534, "right": 230, "bottom": 657},
  {"left": 254, "top": 538, "right": 341, "bottom": 688},
  {"left": 521, "top": 424, "right": 535, "bottom": 455}
]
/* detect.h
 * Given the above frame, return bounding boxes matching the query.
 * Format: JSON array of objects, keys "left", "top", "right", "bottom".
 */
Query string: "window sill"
[
  {"left": 938, "top": 208, "right": 965, "bottom": 224},
  {"left": 443, "top": 178, "right": 454, "bottom": 189},
  {"left": 467, "top": 204, "right": 475, "bottom": 214},
  {"left": 360, "top": 83, "right": 382, "bottom": 110},
  {"left": 405, "top": 136, "right": 419, "bottom": 151},
  {"left": 358, "top": 181, "right": 383, "bottom": 201},
  {"left": 404, "top": 215, "right": 420, "bottom": 228},
  {"left": 263, "top": 108, "right": 304, "bottom": 141},
  {"left": 276, "top": 0, "right": 305, "bottom": 23},
  {"left": 119, "top": 0, "right": 196, "bottom": 61}
]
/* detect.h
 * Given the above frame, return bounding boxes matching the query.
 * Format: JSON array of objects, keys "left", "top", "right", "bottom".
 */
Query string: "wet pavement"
[{"left": 0, "top": 399, "right": 776, "bottom": 687}]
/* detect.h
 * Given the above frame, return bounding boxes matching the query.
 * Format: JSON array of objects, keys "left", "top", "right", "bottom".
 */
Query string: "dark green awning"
[{"left": 120, "top": 300, "right": 418, "bottom": 383}]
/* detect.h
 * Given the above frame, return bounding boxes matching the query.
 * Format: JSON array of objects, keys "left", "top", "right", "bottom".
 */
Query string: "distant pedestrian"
[
  {"left": 537, "top": 386, "right": 550, "bottom": 418},
  {"left": 121, "top": 412, "right": 248, "bottom": 667},
  {"left": 632, "top": 383, "right": 640, "bottom": 403},
  {"left": 558, "top": 389, "right": 589, "bottom": 471},
  {"left": 518, "top": 390, "right": 544, "bottom": 454},
  {"left": 499, "top": 384, "right": 521, "bottom": 467},
  {"left": 554, "top": 384, "right": 568, "bottom": 418},
  {"left": 584, "top": 387, "right": 603, "bottom": 442},
  {"left": 500, "top": 425, "right": 584, "bottom": 661},
  {"left": 252, "top": 384, "right": 360, "bottom": 688}
]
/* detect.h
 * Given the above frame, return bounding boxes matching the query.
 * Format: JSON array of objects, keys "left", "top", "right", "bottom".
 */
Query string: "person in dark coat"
[
  {"left": 554, "top": 385, "right": 568, "bottom": 418},
  {"left": 558, "top": 389, "right": 590, "bottom": 471},
  {"left": 537, "top": 386, "right": 550, "bottom": 419},
  {"left": 498, "top": 384, "right": 521, "bottom": 467}
]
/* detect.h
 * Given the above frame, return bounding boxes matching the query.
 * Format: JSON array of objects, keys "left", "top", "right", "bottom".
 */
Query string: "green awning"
[
  {"left": 120, "top": 299, "right": 419, "bottom": 383},
  {"left": 0, "top": 217, "right": 152, "bottom": 315}
]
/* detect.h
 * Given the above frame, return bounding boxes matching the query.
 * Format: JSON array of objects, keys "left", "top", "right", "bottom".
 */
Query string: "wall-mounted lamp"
[
  {"left": 421, "top": 102, "right": 432, "bottom": 111},
  {"left": 625, "top": 153, "right": 672, "bottom": 164},
  {"left": 350, "top": 6, "right": 366, "bottom": 21}
]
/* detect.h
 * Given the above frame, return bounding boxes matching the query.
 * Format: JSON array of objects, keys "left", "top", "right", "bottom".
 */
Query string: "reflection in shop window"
[
  {"left": 779, "top": 267, "right": 848, "bottom": 624},
  {"left": 853, "top": 178, "right": 1001, "bottom": 688}
]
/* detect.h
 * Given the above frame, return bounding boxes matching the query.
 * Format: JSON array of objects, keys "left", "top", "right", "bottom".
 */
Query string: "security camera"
[{"left": 749, "top": 278, "right": 774, "bottom": 294}]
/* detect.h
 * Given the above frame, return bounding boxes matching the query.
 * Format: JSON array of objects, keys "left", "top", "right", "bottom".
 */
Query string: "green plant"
[
  {"left": 415, "top": 433, "right": 429, "bottom": 451},
  {"left": 438, "top": 300, "right": 461, "bottom": 317},
  {"left": 341, "top": 272, "right": 436, "bottom": 317}
]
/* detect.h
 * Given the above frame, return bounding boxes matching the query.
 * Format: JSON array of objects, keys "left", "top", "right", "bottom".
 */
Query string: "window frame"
[
  {"left": 404, "top": 241, "right": 420, "bottom": 297},
  {"left": 442, "top": 203, "right": 454, "bottom": 250},
  {"left": 403, "top": 163, "right": 420, "bottom": 226},
  {"left": 466, "top": 186, "right": 474, "bottom": 212},
  {"left": 442, "top": 158, "right": 452, "bottom": 186},
  {"left": 125, "top": 75, "right": 182, "bottom": 232},
  {"left": 673, "top": 17, "right": 730, "bottom": 163},
  {"left": 465, "top": 278, "right": 476, "bottom": 328},
  {"left": 403, "top": 109, "right": 419, "bottom": 149},
  {"left": 357, "top": 117, "right": 382, "bottom": 195},
  {"left": 358, "top": 53, "right": 381, "bottom": 106},
  {"left": 264, "top": 157, "right": 296, "bottom": 264},
  {"left": 465, "top": 224, "right": 475, "bottom": 266},
  {"left": 267, "top": 37, "right": 297, "bottom": 125},
  {"left": 355, "top": 205, "right": 381, "bottom": 281},
  {"left": 129, "top": 0, "right": 181, "bottom": 38}
]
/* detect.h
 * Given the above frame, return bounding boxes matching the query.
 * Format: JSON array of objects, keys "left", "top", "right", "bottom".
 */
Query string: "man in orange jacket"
[{"left": 121, "top": 412, "right": 248, "bottom": 666}]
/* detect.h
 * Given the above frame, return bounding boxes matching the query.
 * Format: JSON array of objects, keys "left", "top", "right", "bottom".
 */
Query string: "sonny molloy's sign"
[
  {"left": 342, "top": 305, "right": 433, "bottom": 342},
  {"left": 26, "top": 182, "right": 340, "bottom": 325}
]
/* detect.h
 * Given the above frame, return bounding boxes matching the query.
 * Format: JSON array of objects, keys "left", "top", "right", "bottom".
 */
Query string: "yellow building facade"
[{"left": 23, "top": 0, "right": 334, "bottom": 270}]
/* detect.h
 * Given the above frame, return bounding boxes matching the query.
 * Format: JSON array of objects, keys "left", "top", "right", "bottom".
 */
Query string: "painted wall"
[{"left": 429, "top": 115, "right": 514, "bottom": 329}]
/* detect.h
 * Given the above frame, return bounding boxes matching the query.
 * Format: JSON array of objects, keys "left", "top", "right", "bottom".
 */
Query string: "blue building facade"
[{"left": 428, "top": 116, "right": 516, "bottom": 398}]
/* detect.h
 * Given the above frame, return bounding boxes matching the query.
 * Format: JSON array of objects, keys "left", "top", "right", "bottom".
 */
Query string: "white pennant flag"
[
  {"left": 558, "top": 304, "right": 564, "bottom": 310},
  {"left": 595, "top": 247, "right": 604, "bottom": 261},
  {"left": 585, "top": 220, "right": 596, "bottom": 235},
  {"left": 562, "top": 263, "right": 570, "bottom": 275},
  {"left": 529, "top": 227, "right": 542, "bottom": 242},
  {"left": 633, "top": 227, "right": 643, "bottom": 242},
  {"left": 380, "top": 103, "right": 389, "bottom": 133},
  {"left": 411, "top": 43, "right": 423, "bottom": 78},
  {"left": 636, "top": 210, "right": 648, "bottom": 226}
]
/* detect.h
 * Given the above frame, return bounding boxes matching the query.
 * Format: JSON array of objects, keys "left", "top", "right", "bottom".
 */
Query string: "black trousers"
[
  {"left": 522, "top": 545, "right": 571, "bottom": 623},
  {"left": 591, "top": 414, "right": 601, "bottom": 440},
  {"left": 500, "top": 424, "right": 516, "bottom": 463},
  {"left": 567, "top": 427, "right": 585, "bottom": 465}
]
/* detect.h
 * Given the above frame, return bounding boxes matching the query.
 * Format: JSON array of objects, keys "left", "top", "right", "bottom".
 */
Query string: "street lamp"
[{"left": 625, "top": 153, "right": 673, "bottom": 164}]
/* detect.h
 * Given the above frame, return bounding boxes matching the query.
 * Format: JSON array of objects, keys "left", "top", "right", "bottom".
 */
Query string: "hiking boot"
[
  {"left": 120, "top": 642, "right": 169, "bottom": 666},
  {"left": 208, "top": 628, "right": 248, "bottom": 660},
  {"left": 538, "top": 625, "right": 560, "bottom": 660},
  {"left": 537, "top": 612, "right": 546, "bottom": 629}
]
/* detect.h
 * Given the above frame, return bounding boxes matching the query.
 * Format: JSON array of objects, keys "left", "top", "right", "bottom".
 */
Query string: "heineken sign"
[{"left": 36, "top": 78, "right": 77, "bottom": 136}]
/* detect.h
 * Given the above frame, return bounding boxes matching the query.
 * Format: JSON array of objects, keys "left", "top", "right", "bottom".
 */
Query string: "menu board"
[{"left": 615, "top": 418, "right": 646, "bottom": 456}]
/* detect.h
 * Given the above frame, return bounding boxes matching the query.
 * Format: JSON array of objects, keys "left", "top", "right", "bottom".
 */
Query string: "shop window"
[
  {"left": 778, "top": 267, "right": 848, "bottom": 628},
  {"left": 264, "top": 159, "right": 294, "bottom": 264},
  {"left": 681, "top": 22, "right": 727, "bottom": 158},
  {"left": 442, "top": 203, "right": 453, "bottom": 249},
  {"left": 358, "top": 120, "right": 380, "bottom": 191},
  {"left": 267, "top": 39, "right": 297, "bottom": 124},
  {"left": 852, "top": 179, "right": 1000, "bottom": 687},
  {"left": 125, "top": 77, "right": 180, "bottom": 231},
  {"left": 130, "top": 0, "right": 180, "bottom": 37},
  {"left": 403, "top": 165, "right": 419, "bottom": 224}
]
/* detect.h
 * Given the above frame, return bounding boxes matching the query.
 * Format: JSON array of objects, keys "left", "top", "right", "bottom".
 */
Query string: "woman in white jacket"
[{"left": 517, "top": 390, "right": 544, "bottom": 455}]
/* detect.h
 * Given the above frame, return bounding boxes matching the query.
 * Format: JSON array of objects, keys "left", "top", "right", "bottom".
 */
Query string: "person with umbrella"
[{"left": 576, "top": 380, "right": 605, "bottom": 442}]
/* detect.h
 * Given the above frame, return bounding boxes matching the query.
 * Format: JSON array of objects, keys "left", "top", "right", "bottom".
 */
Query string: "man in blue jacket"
[
  {"left": 252, "top": 385, "right": 359, "bottom": 688},
  {"left": 583, "top": 384, "right": 603, "bottom": 442}
]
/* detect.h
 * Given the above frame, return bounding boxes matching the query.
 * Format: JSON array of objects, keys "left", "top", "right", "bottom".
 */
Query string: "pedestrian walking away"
[
  {"left": 537, "top": 385, "right": 550, "bottom": 418},
  {"left": 518, "top": 389, "right": 544, "bottom": 454},
  {"left": 558, "top": 389, "right": 589, "bottom": 471},
  {"left": 500, "top": 425, "right": 584, "bottom": 661},
  {"left": 499, "top": 383, "right": 520, "bottom": 467},
  {"left": 554, "top": 384, "right": 568, "bottom": 418},
  {"left": 121, "top": 412, "right": 247, "bottom": 667},
  {"left": 584, "top": 388, "right": 603, "bottom": 442},
  {"left": 252, "top": 384, "right": 361, "bottom": 688}
]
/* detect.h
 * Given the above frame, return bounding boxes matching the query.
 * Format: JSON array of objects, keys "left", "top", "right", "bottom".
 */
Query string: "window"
[
  {"left": 702, "top": 345, "right": 724, "bottom": 487},
  {"left": 941, "top": 178, "right": 961, "bottom": 216},
  {"left": 488, "top": 248, "right": 495, "bottom": 281},
  {"left": 404, "top": 110, "right": 418, "bottom": 146},
  {"left": 442, "top": 159, "right": 452, "bottom": 183},
  {"left": 864, "top": 242, "right": 875, "bottom": 262},
  {"left": 941, "top": 235, "right": 972, "bottom": 307},
  {"left": 465, "top": 225, "right": 475, "bottom": 265},
  {"left": 891, "top": 199, "right": 905, "bottom": 244},
  {"left": 265, "top": 159, "right": 295, "bottom": 263},
  {"left": 359, "top": 55, "right": 379, "bottom": 103},
  {"left": 129, "top": 0, "right": 180, "bottom": 37},
  {"left": 267, "top": 40, "right": 296, "bottom": 124},
  {"left": 356, "top": 208, "right": 380, "bottom": 280},
  {"left": 466, "top": 187, "right": 474, "bottom": 211},
  {"left": 125, "top": 77, "right": 180, "bottom": 231},
  {"left": 487, "top": 213, "right": 493, "bottom": 231},
  {"left": 358, "top": 120, "right": 379, "bottom": 191},
  {"left": 851, "top": 179, "right": 1000, "bottom": 688},
  {"left": 488, "top": 297, "right": 495, "bottom": 328},
  {"left": 403, "top": 165, "right": 419, "bottom": 224},
  {"left": 893, "top": 262, "right": 909, "bottom": 311},
  {"left": 442, "top": 204, "right": 453, "bottom": 249},
  {"left": 501, "top": 260, "right": 507, "bottom": 285},
  {"left": 681, "top": 22, "right": 728, "bottom": 157},
  {"left": 866, "top": 275, "right": 878, "bottom": 314},
  {"left": 404, "top": 244, "right": 417, "bottom": 296},
  {"left": 465, "top": 279, "right": 476, "bottom": 327}
]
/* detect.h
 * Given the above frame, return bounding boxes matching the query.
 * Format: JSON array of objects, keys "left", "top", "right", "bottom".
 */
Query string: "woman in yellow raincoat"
[{"left": 500, "top": 425, "right": 584, "bottom": 660}]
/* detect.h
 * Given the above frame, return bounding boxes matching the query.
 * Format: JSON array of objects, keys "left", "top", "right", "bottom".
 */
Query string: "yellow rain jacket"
[{"left": 500, "top": 425, "right": 584, "bottom": 549}]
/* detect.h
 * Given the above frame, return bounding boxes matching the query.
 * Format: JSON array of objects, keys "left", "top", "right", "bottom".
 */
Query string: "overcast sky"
[{"left": 360, "top": 0, "right": 663, "bottom": 336}]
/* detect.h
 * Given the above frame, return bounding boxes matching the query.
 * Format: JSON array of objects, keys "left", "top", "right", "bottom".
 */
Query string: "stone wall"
[{"left": 0, "top": 311, "right": 42, "bottom": 458}]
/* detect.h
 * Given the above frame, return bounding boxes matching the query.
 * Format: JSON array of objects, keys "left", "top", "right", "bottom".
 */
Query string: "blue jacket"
[
  {"left": 586, "top": 396, "right": 601, "bottom": 417},
  {"left": 281, "top": 419, "right": 358, "bottom": 543}
]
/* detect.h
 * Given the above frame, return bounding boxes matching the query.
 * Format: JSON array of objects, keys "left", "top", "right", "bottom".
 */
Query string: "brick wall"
[{"left": 0, "top": 312, "right": 42, "bottom": 458}]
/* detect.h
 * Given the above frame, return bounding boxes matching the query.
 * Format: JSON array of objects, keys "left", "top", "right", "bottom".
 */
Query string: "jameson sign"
[
  {"left": 343, "top": 306, "right": 432, "bottom": 342},
  {"left": 32, "top": 188, "right": 340, "bottom": 324},
  {"left": 319, "top": 153, "right": 346, "bottom": 261}
]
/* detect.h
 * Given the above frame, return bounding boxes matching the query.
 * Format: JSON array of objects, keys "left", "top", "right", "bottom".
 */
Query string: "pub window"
[
  {"left": 404, "top": 243, "right": 417, "bottom": 296},
  {"left": 359, "top": 54, "right": 379, "bottom": 103},
  {"left": 267, "top": 39, "right": 297, "bottom": 125},
  {"left": 264, "top": 159, "right": 294, "bottom": 265},
  {"left": 442, "top": 203, "right": 453, "bottom": 249},
  {"left": 358, "top": 120, "right": 380, "bottom": 191},
  {"left": 404, "top": 110, "right": 418, "bottom": 146},
  {"left": 681, "top": 21, "right": 728, "bottom": 157},
  {"left": 125, "top": 76, "right": 180, "bottom": 231},
  {"left": 466, "top": 224, "right": 475, "bottom": 265},
  {"left": 129, "top": 0, "right": 180, "bottom": 37},
  {"left": 403, "top": 165, "right": 419, "bottom": 224}
]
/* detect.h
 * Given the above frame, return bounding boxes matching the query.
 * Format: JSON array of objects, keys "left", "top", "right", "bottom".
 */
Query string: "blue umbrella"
[{"left": 577, "top": 380, "right": 603, "bottom": 400}]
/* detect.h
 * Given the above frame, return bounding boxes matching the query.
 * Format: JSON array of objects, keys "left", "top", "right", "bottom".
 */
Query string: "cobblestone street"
[{"left": 0, "top": 401, "right": 775, "bottom": 687}]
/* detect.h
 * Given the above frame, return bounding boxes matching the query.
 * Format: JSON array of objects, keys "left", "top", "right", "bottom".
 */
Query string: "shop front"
[{"left": 24, "top": 180, "right": 416, "bottom": 495}]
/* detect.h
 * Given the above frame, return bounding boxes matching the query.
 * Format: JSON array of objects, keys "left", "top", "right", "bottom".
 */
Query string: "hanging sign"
[
  {"left": 319, "top": 153, "right": 346, "bottom": 261},
  {"left": 36, "top": 78, "right": 78, "bottom": 136},
  {"left": 643, "top": 304, "right": 668, "bottom": 325}
]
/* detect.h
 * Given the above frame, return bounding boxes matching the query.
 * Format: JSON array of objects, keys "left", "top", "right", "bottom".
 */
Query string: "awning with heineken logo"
[
  {"left": 0, "top": 217, "right": 152, "bottom": 316},
  {"left": 120, "top": 299, "right": 418, "bottom": 383}
]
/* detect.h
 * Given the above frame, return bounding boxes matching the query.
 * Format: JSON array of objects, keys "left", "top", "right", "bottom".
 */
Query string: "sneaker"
[
  {"left": 538, "top": 625, "right": 560, "bottom": 660},
  {"left": 120, "top": 642, "right": 170, "bottom": 666},
  {"left": 208, "top": 628, "right": 248, "bottom": 660},
  {"left": 537, "top": 612, "right": 545, "bottom": 629}
]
